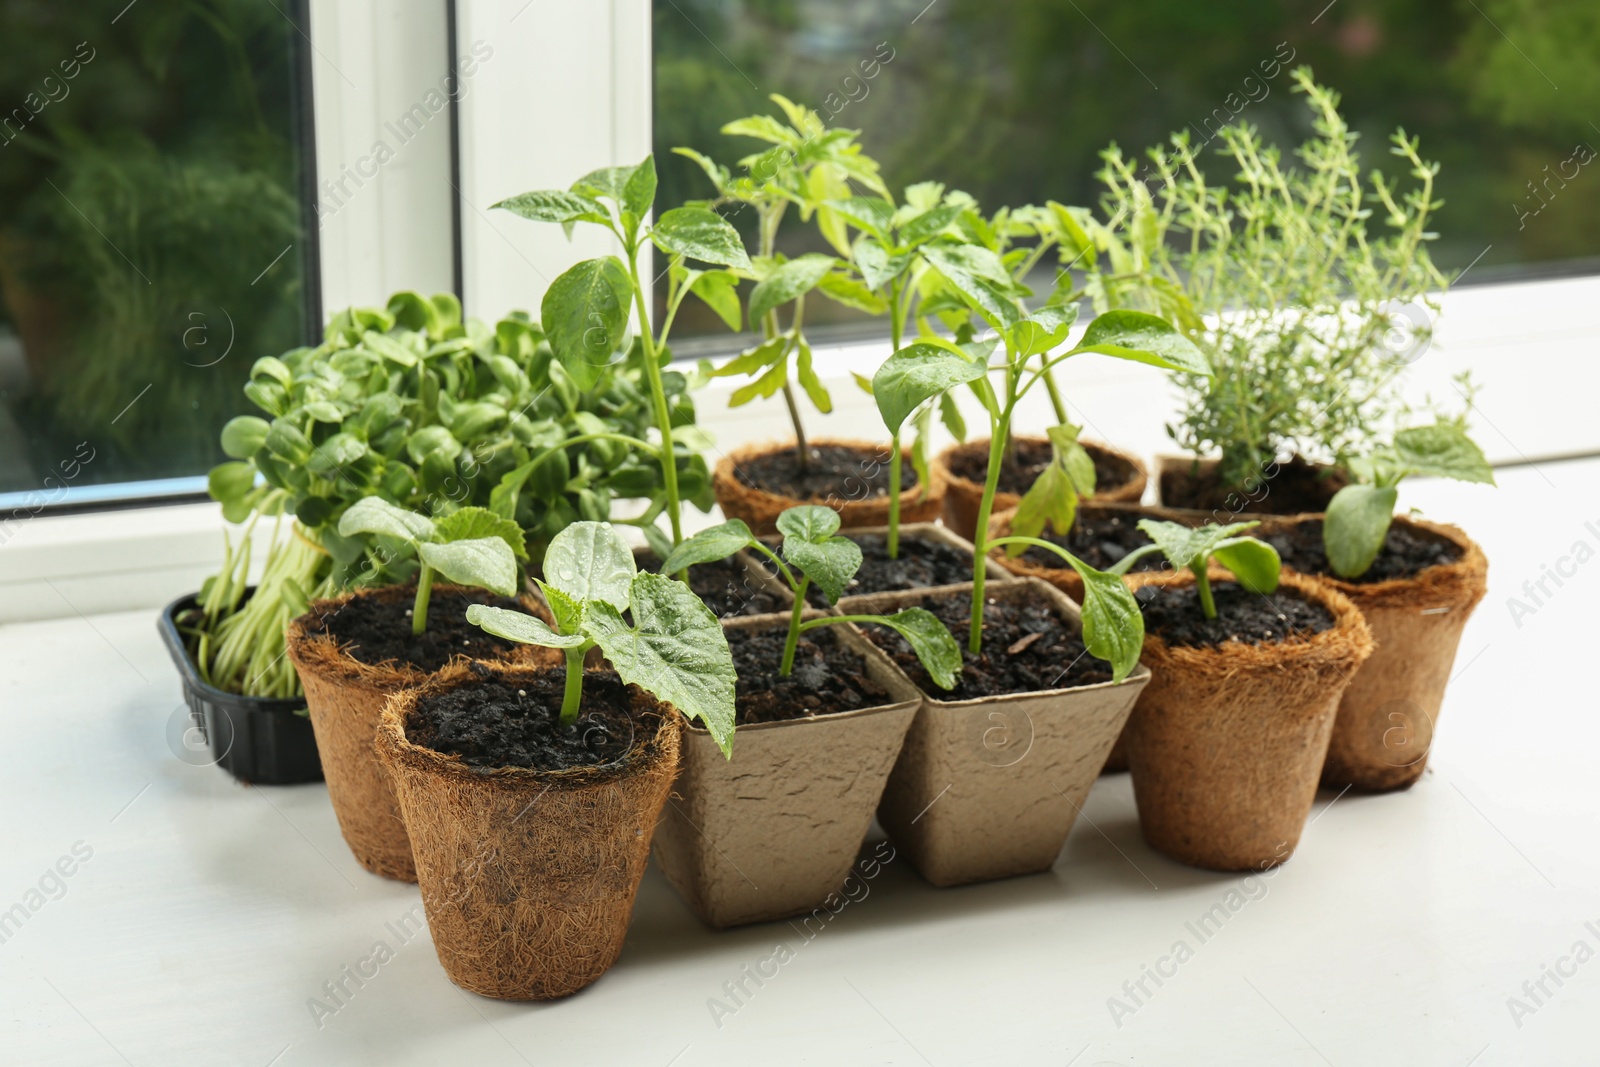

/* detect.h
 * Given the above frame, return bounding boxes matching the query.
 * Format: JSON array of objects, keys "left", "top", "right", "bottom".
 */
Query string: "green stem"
[
  {"left": 628, "top": 243, "right": 683, "bottom": 546},
  {"left": 780, "top": 576, "right": 810, "bottom": 676},
  {"left": 1042, "top": 368, "right": 1068, "bottom": 424},
  {"left": 969, "top": 410, "right": 1011, "bottom": 654},
  {"left": 560, "top": 646, "right": 585, "bottom": 725},
  {"left": 748, "top": 539, "right": 799, "bottom": 590},
  {"left": 782, "top": 381, "right": 809, "bottom": 465},
  {"left": 1193, "top": 564, "right": 1217, "bottom": 619},
  {"left": 412, "top": 562, "right": 433, "bottom": 635},
  {"left": 886, "top": 279, "right": 905, "bottom": 558}
]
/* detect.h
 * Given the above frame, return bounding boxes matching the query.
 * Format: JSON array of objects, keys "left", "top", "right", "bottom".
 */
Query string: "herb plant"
[
  {"left": 335, "top": 498, "right": 524, "bottom": 635},
  {"left": 1109, "top": 521, "right": 1282, "bottom": 620},
  {"left": 1323, "top": 421, "right": 1494, "bottom": 578},
  {"left": 466, "top": 521, "right": 738, "bottom": 755},
  {"left": 661, "top": 505, "right": 961, "bottom": 690}
]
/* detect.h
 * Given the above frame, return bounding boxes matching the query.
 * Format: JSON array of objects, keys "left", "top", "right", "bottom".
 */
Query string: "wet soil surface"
[
  {"left": 308, "top": 587, "right": 525, "bottom": 673},
  {"left": 1260, "top": 517, "right": 1461, "bottom": 584},
  {"left": 737, "top": 442, "right": 917, "bottom": 502},
  {"left": 728, "top": 625, "right": 891, "bottom": 723},
  {"left": 638, "top": 551, "right": 787, "bottom": 617},
  {"left": 863, "top": 587, "right": 1114, "bottom": 698},
  {"left": 801, "top": 532, "right": 975, "bottom": 607},
  {"left": 1135, "top": 581, "right": 1334, "bottom": 649},
  {"left": 947, "top": 437, "right": 1137, "bottom": 496},
  {"left": 1159, "top": 455, "right": 1347, "bottom": 515},
  {"left": 410, "top": 670, "right": 640, "bottom": 771}
]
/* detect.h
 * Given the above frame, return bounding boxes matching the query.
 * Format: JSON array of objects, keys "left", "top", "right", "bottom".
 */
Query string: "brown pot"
[
  {"left": 374, "top": 664, "right": 681, "bottom": 1000},
  {"left": 859, "top": 579, "right": 1151, "bottom": 887},
  {"left": 285, "top": 585, "right": 551, "bottom": 882},
  {"left": 1123, "top": 568, "right": 1374, "bottom": 871},
  {"left": 828, "top": 522, "right": 1014, "bottom": 614},
  {"left": 1257, "top": 514, "right": 1488, "bottom": 792},
  {"left": 652, "top": 618, "right": 920, "bottom": 928},
  {"left": 712, "top": 438, "right": 946, "bottom": 538},
  {"left": 937, "top": 437, "right": 1147, "bottom": 542},
  {"left": 1152, "top": 454, "right": 1348, "bottom": 518}
]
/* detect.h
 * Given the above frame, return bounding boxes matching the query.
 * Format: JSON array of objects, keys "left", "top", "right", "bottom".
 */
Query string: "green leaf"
[
  {"left": 1136, "top": 518, "right": 1259, "bottom": 573},
  {"left": 305, "top": 432, "right": 367, "bottom": 476},
  {"left": 406, "top": 425, "right": 460, "bottom": 465},
  {"left": 853, "top": 236, "right": 911, "bottom": 290},
  {"left": 624, "top": 157, "right": 658, "bottom": 217},
  {"left": 869, "top": 609, "right": 962, "bottom": 690},
  {"left": 939, "top": 391, "right": 967, "bottom": 442},
  {"left": 1212, "top": 537, "right": 1282, "bottom": 594},
  {"left": 825, "top": 197, "right": 895, "bottom": 239},
  {"left": 710, "top": 335, "right": 785, "bottom": 380},
  {"left": 434, "top": 506, "right": 529, "bottom": 561},
  {"left": 922, "top": 243, "right": 1024, "bottom": 328},
  {"left": 784, "top": 532, "right": 861, "bottom": 605},
  {"left": 542, "top": 520, "right": 636, "bottom": 610},
  {"left": 689, "top": 270, "right": 742, "bottom": 332},
  {"left": 727, "top": 355, "right": 789, "bottom": 407},
  {"left": 899, "top": 203, "right": 963, "bottom": 247},
  {"left": 419, "top": 537, "right": 519, "bottom": 598},
  {"left": 1010, "top": 463, "right": 1077, "bottom": 545},
  {"left": 660, "top": 519, "right": 758, "bottom": 574},
  {"left": 586, "top": 572, "right": 738, "bottom": 756},
  {"left": 795, "top": 341, "right": 831, "bottom": 413},
  {"left": 749, "top": 254, "right": 835, "bottom": 324},
  {"left": 220, "top": 416, "right": 270, "bottom": 459},
  {"left": 541, "top": 256, "right": 632, "bottom": 392},
  {"left": 207, "top": 462, "right": 255, "bottom": 507},
  {"left": 571, "top": 163, "right": 638, "bottom": 205},
  {"left": 265, "top": 419, "right": 313, "bottom": 464},
  {"left": 652, "top": 207, "right": 752, "bottom": 270},
  {"left": 776, "top": 504, "right": 840, "bottom": 542},
  {"left": 1393, "top": 424, "right": 1496, "bottom": 485},
  {"left": 721, "top": 114, "right": 794, "bottom": 145},
  {"left": 493, "top": 189, "right": 607, "bottom": 225},
  {"left": 816, "top": 272, "right": 888, "bottom": 314},
  {"left": 338, "top": 496, "right": 436, "bottom": 543},
  {"left": 872, "top": 342, "right": 988, "bottom": 436},
  {"left": 1069, "top": 310, "right": 1210, "bottom": 375},
  {"left": 1074, "top": 567, "right": 1145, "bottom": 684},
  {"left": 362, "top": 330, "right": 420, "bottom": 368},
  {"left": 466, "top": 604, "right": 587, "bottom": 648},
  {"left": 1324, "top": 485, "right": 1400, "bottom": 579},
  {"left": 540, "top": 582, "right": 586, "bottom": 635},
  {"left": 1011, "top": 303, "right": 1081, "bottom": 358}
]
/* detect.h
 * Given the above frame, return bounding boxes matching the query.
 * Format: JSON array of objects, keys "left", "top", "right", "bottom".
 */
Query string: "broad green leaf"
[
  {"left": 586, "top": 573, "right": 738, "bottom": 756},
  {"left": 1072, "top": 567, "right": 1145, "bottom": 683},
  {"left": 660, "top": 519, "right": 758, "bottom": 573},
  {"left": 690, "top": 270, "right": 742, "bottom": 332},
  {"left": 721, "top": 113, "right": 794, "bottom": 145},
  {"left": 306, "top": 432, "right": 367, "bottom": 475},
  {"left": 853, "top": 236, "right": 911, "bottom": 290},
  {"left": 622, "top": 156, "right": 657, "bottom": 218},
  {"left": 784, "top": 534, "right": 861, "bottom": 605},
  {"left": 939, "top": 391, "right": 967, "bottom": 442},
  {"left": 542, "top": 520, "right": 636, "bottom": 610},
  {"left": 1069, "top": 310, "right": 1210, "bottom": 375},
  {"left": 406, "top": 425, "right": 460, "bottom": 465},
  {"left": 1393, "top": 424, "right": 1496, "bottom": 485},
  {"left": 1135, "top": 518, "right": 1255, "bottom": 572},
  {"left": 749, "top": 254, "right": 835, "bottom": 324},
  {"left": 652, "top": 207, "right": 752, "bottom": 270},
  {"left": 338, "top": 496, "right": 436, "bottom": 543},
  {"left": 872, "top": 342, "right": 988, "bottom": 436},
  {"left": 434, "top": 506, "right": 529, "bottom": 561},
  {"left": 493, "top": 189, "right": 607, "bottom": 225},
  {"left": 899, "top": 203, "right": 963, "bottom": 247},
  {"left": 869, "top": 609, "right": 962, "bottom": 690},
  {"left": 571, "top": 164, "right": 635, "bottom": 204},
  {"left": 1324, "top": 485, "right": 1399, "bottom": 579},
  {"left": 816, "top": 272, "right": 888, "bottom": 314},
  {"left": 1011, "top": 303, "right": 1082, "bottom": 358},
  {"left": 922, "top": 243, "right": 1024, "bottom": 328},
  {"left": 825, "top": 197, "right": 895, "bottom": 238},
  {"left": 1212, "top": 537, "right": 1282, "bottom": 594},
  {"left": 795, "top": 341, "right": 831, "bottom": 413},
  {"left": 419, "top": 537, "right": 519, "bottom": 598},
  {"left": 466, "top": 604, "right": 587, "bottom": 648},
  {"left": 776, "top": 504, "right": 841, "bottom": 542},
  {"left": 265, "top": 419, "right": 313, "bottom": 464},
  {"left": 361, "top": 330, "right": 420, "bottom": 369},
  {"left": 541, "top": 257, "right": 632, "bottom": 392}
]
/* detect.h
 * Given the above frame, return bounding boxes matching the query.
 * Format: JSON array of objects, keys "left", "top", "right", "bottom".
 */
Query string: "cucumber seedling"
[{"left": 1109, "top": 520, "right": 1282, "bottom": 619}]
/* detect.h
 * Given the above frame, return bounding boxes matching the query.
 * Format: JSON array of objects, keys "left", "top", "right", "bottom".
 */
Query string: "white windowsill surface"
[{"left": 0, "top": 458, "right": 1594, "bottom": 1064}]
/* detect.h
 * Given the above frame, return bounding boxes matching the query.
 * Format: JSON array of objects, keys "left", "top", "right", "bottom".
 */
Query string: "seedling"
[
  {"left": 660, "top": 505, "right": 962, "bottom": 691},
  {"left": 495, "top": 155, "right": 750, "bottom": 547},
  {"left": 1323, "top": 420, "right": 1494, "bottom": 578},
  {"left": 336, "top": 498, "right": 524, "bottom": 635},
  {"left": 1109, "top": 520, "right": 1282, "bottom": 620},
  {"left": 466, "top": 522, "right": 737, "bottom": 755}
]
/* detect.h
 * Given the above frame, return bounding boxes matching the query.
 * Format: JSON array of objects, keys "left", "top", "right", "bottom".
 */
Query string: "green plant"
[
  {"left": 1109, "top": 520, "right": 1282, "bottom": 620},
  {"left": 494, "top": 155, "right": 749, "bottom": 548},
  {"left": 660, "top": 504, "right": 962, "bottom": 689},
  {"left": 1090, "top": 68, "right": 1449, "bottom": 493},
  {"left": 335, "top": 498, "right": 524, "bottom": 635},
  {"left": 466, "top": 521, "right": 737, "bottom": 755},
  {"left": 1323, "top": 421, "right": 1494, "bottom": 578}
]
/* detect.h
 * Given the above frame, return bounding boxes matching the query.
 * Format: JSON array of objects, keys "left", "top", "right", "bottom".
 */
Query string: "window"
[
  {"left": 0, "top": 0, "right": 319, "bottom": 509},
  {"left": 652, "top": 0, "right": 1600, "bottom": 348}
]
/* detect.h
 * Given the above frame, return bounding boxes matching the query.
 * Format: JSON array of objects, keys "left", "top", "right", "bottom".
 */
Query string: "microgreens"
[{"left": 1110, "top": 520, "right": 1282, "bottom": 620}]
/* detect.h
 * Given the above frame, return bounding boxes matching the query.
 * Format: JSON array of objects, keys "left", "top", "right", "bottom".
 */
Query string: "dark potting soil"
[
  {"left": 801, "top": 532, "right": 975, "bottom": 607},
  {"left": 946, "top": 437, "right": 1137, "bottom": 497},
  {"left": 736, "top": 442, "right": 916, "bottom": 502},
  {"left": 1159, "top": 455, "right": 1347, "bottom": 515},
  {"left": 409, "top": 670, "right": 639, "bottom": 771},
  {"left": 1015, "top": 508, "right": 1174, "bottom": 574},
  {"left": 1135, "top": 580, "right": 1334, "bottom": 649},
  {"left": 637, "top": 551, "right": 787, "bottom": 617},
  {"left": 727, "top": 625, "right": 891, "bottom": 724},
  {"left": 1260, "top": 517, "right": 1462, "bottom": 584},
  {"left": 863, "top": 588, "right": 1114, "bottom": 698},
  {"left": 308, "top": 587, "right": 526, "bottom": 673}
]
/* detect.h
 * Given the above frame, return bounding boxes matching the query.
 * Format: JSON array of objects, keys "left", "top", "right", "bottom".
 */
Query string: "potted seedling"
[
  {"left": 285, "top": 499, "right": 545, "bottom": 881},
  {"left": 376, "top": 520, "right": 735, "bottom": 999},
  {"left": 1256, "top": 418, "right": 1493, "bottom": 791},
  {"left": 1107, "top": 520, "right": 1373, "bottom": 870},
  {"left": 643, "top": 505, "right": 958, "bottom": 925}
]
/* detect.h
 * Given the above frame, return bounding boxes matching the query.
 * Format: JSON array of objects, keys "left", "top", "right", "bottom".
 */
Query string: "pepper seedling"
[
  {"left": 466, "top": 521, "right": 738, "bottom": 755},
  {"left": 336, "top": 498, "right": 524, "bottom": 635},
  {"left": 1108, "top": 520, "right": 1282, "bottom": 620},
  {"left": 1322, "top": 420, "right": 1494, "bottom": 579},
  {"left": 660, "top": 505, "right": 962, "bottom": 691}
]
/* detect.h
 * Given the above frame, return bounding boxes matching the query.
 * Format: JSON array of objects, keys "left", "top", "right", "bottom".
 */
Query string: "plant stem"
[
  {"left": 627, "top": 245, "right": 683, "bottom": 546},
  {"left": 412, "top": 562, "right": 433, "bottom": 635},
  {"left": 1193, "top": 565, "right": 1217, "bottom": 619},
  {"left": 1042, "top": 368, "right": 1069, "bottom": 424},
  {"left": 781, "top": 381, "right": 809, "bottom": 469},
  {"left": 969, "top": 411, "right": 1011, "bottom": 654},
  {"left": 886, "top": 433, "right": 902, "bottom": 558},
  {"left": 780, "top": 576, "right": 810, "bottom": 676},
  {"left": 560, "top": 646, "right": 585, "bottom": 725}
]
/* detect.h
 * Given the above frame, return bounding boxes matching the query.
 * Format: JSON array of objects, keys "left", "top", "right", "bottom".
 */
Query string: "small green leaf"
[
  {"left": 1324, "top": 485, "right": 1399, "bottom": 579},
  {"left": 660, "top": 519, "right": 758, "bottom": 573},
  {"left": 1074, "top": 567, "right": 1146, "bottom": 684},
  {"left": 749, "top": 254, "right": 835, "bottom": 324},
  {"left": 434, "top": 506, "right": 529, "bottom": 561},
  {"left": 710, "top": 336, "right": 785, "bottom": 380},
  {"left": 652, "top": 207, "right": 752, "bottom": 270},
  {"left": 220, "top": 416, "right": 270, "bottom": 459},
  {"left": 1069, "top": 310, "right": 1210, "bottom": 375},
  {"left": 853, "top": 236, "right": 912, "bottom": 290},
  {"left": 872, "top": 342, "right": 988, "bottom": 436},
  {"left": 1136, "top": 518, "right": 1258, "bottom": 573},
  {"left": 466, "top": 604, "right": 587, "bottom": 648},
  {"left": 899, "top": 202, "right": 963, "bottom": 247},
  {"left": 826, "top": 197, "right": 895, "bottom": 239},
  {"left": 542, "top": 520, "right": 636, "bottom": 610},
  {"left": 264, "top": 419, "right": 313, "bottom": 464},
  {"left": 816, "top": 272, "right": 888, "bottom": 314},
  {"left": 870, "top": 609, "right": 962, "bottom": 690},
  {"left": 1011, "top": 463, "right": 1077, "bottom": 545},
  {"left": 776, "top": 504, "right": 841, "bottom": 542},
  {"left": 922, "top": 243, "right": 1024, "bottom": 328},
  {"left": 689, "top": 270, "right": 742, "bottom": 332},
  {"left": 493, "top": 189, "right": 607, "bottom": 225},
  {"left": 784, "top": 533, "right": 861, "bottom": 605},
  {"left": 362, "top": 330, "right": 419, "bottom": 368},
  {"left": 795, "top": 341, "right": 831, "bottom": 413},
  {"left": 207, "top": 462, "right": 255, "bottom": 507},
  {"left": 1393, "top": 424, "right": 1496, "bottom": 485},
  {"left": 1212, "top": 537, "right": 1282, "bottom": 594},
  {"left": 339, "top": 496, "right": 436, "bottom": 543},
  {"left": 539, "top": 582, "right": 586, "bottom": 635},
  {"left": 541, "top": 257, "right": 632, "bottom": 392},
  {"left": 419, "top": 537, "right": 519, "bottom": 598},
  {"left": 305, "top": 432, "right": 367, "bottom": 476},
  {"left": 1011, "top": 303, "right": 1081, "bottom": 358}
]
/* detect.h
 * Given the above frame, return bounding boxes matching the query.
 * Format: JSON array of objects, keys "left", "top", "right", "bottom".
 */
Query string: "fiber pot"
[
  {"left": 1123, "top": 568, "right": 1374, "bottom": 871},
  {"left": 1153, "top": 453, "right": 1348, "bottom": 517},
  {"left": 375, "top": 664, "right": 681, "bottom": 1000},
  {"left": 862, "top": 578, "right": 1151, "bottom": 887},
  {"left": 1258, "top": 514, "right": 1488, "bottom": 792},
  {"left": 159, "top": 593, "right": 322, "bottom": 785},
  {"left": 936, "top": 436, "right": 1147, "bottom": 542},
  {"left": 712, "top": 437, "right": 946, "bottom": 538},
  {"left": 651, "top": 617, "right": 920, "bottom": 928},
  {"left": 286, "top": 585, "right": 549, "bottom": 882}
]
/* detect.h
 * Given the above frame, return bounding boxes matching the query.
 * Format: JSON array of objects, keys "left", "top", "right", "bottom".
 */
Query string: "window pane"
[
  {"left": 0, "top": 2, "right": 315, "bottom": 504},
  {"left": 654, "top": 0, "right": 1598, "bottom": 345}
]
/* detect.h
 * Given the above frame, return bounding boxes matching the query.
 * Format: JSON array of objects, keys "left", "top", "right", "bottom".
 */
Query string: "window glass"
[
  {"left": 654, "top": 0, "right": 1598, "bottom": 345},
  {"left": 0, "top": 1, "right": 316, "bottom": 506}
]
